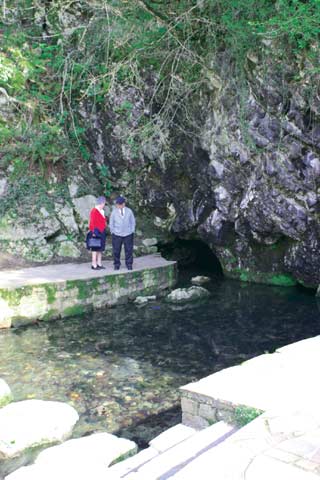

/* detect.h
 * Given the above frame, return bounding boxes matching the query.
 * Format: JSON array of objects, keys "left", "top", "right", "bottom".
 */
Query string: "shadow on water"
[{"left": 0, "top": 266, "right": 320, "bottom": 448}]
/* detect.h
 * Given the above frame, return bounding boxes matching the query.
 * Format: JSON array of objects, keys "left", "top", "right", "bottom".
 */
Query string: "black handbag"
[{"left": 88, "top": 236, "right": 102, "bottom": 249}]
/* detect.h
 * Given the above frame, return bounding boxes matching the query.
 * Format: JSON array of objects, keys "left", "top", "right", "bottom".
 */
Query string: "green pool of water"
[{"left": 0, "top": 272, "right": 319, "bottom": 447}]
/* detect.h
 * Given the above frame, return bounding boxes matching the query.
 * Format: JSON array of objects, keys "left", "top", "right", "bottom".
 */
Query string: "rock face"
[
  {"left": 84, "top": 55, "right": 320, "bottom": 289},
  {"left": 167, "top": 287, "right": 210, "bottom": 304},
  {"left": 0, "top": 379, "right": 12, "bottom": 408},
  {"left": 0, "top": 400, "right": 79, "bottom": 478},
  {"left": 5, "top": 432, "right": 137, "bottom": 480}
]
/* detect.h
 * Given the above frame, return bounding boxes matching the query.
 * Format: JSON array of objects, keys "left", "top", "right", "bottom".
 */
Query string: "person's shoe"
[
  {"left": 114, "top": 266, "right": 120, "bottom": 271},
  {"left": 127, "top": 266, "right": 133, "bottom": 271},
  {"left": 97, "top": 265, "right": 106, "bottom": 270},
  {"left": 91, "top": 265, "right": 98, "bottom": 270}
]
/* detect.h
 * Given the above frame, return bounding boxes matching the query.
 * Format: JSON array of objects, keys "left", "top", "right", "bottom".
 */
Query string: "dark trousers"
[{"left": 112, "top": 233, "right": 134, "bottom": 268}]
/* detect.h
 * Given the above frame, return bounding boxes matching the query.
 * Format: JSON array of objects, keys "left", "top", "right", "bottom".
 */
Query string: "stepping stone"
[
  {"left": 0, "top": 379, "right": 12, "bottom": 407},
  {"left": 5, "top": 432, "right": 137, "bottom": 480},
  {"left": 149, "top": 424, "right": 196, "bottom": 453},
  {"left": 0, "top": 400, "right": 78, "bottom": 478},
  {"left": 123, "top": 422, "right": 235, "bottom": 479},
  {"left": 167, "top": 287, "right": 210, "bottom": 303},
  {"left": 191, "top": 276, "right": 211, "bottom": 286}
]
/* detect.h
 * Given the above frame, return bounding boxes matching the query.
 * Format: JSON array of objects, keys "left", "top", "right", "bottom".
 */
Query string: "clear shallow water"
[{"left": 0, "top": 271, "right": 320, "bottom": 447}]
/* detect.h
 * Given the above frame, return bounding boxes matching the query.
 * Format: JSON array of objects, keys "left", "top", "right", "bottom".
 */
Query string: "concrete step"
[
  {"left": 109, "top": 424, "right": 197, "bottom": 478},
  {"left": 108, "top": 447, "right": 159, "bottom": 478},
  {"left": 149, "top": 424, "right": 197, "bottom": 453},
  {"left": 122, "top": 421, "right": 236, "bottom": 480}
]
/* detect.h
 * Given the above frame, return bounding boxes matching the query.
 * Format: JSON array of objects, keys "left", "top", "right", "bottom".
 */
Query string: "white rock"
[
  {"left": 5, "top": 433, "right": 137, "bottom": 480},
  {"left": 72, "top": 195, "right": 96, "bottom": 225},
  {"left": 0, "top": 400, "right": 79, "bottom": 460},
  {"left": 55, "top": 204, "right": 79, "bottom": 234},
  {"left": 134, "top": 295, "right": 156, "bottom": 305},
  {"left": 167, "top": 287, "right": 210, "bottom": 303},
  {"left": 68, "top": 179, "right": 80, "bottom": 198},
  {"left": 191, "top": 276, "right": 211, "bottom": 286},
  {"left": 0, "top": 379, "right": 12, "bottom": 407},
  {"left": 0, "top": 178, "right": 7, "bottom": 197},
  {"left": 142, "top": 238, "right": 158, "bottom": 247}
]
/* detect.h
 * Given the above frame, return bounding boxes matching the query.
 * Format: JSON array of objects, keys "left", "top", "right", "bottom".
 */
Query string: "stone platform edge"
[{"left": 0, "top": 262, "right": 177, "bottom": 329}]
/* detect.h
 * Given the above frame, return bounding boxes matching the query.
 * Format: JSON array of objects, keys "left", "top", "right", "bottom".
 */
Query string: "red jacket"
[{"left": 89, "top": 208, "right": 107, "bottom": 233}]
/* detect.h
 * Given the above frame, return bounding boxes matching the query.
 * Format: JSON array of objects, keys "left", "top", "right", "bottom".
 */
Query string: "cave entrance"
[{"left": 159, "top": 238, "right": 223, "bottom": 276}]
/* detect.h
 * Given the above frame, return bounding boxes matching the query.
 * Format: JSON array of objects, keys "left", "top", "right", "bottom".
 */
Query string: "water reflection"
[{"left": 0, "top": 275, "right": 319, "bottom": 447}]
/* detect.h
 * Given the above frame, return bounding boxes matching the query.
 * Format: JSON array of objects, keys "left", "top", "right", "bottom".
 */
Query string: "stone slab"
[
  {"left": 6, "top": 432, "right": 137, "bottom": 480},
  {"left": 149, "top": 424, "right": 196, "bottom": 453},
  {"left": 0, "top": 400, "right": 78, "bottom": 477},
  {"left": 0, "top": 255, "right": 177, "bottom": 328},
  {"left": 123, "top": 422, "right": 234, "bottom": 480},
  {"left": 108, "top": 447, "right": 158, "bottom": 478},
  {"left": 170, "top": 407, "right": 320, "bottom": 480},
  {"left": 180, "top": 335, "right": 320, "bottom": 423}
]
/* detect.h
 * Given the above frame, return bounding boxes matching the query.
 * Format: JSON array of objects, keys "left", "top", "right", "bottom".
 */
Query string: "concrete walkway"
[
  {"left": 0, "top": 254, "right": 177, "bottom": 328},
  {"left": 0, "top": 254, "right": 174, "bottom": 288},
  {"left": 177, "top": 336, "right": 320, "bottom": 479}
]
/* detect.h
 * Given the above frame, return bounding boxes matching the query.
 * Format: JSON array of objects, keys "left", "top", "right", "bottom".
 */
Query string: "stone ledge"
[{"left": 0, "top": 255, "right": 177, "bottom": 329}]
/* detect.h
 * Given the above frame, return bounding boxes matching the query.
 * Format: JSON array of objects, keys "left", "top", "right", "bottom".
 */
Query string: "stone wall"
[{"left": 0, "top": 263, "right": 177, "bottom": 329}]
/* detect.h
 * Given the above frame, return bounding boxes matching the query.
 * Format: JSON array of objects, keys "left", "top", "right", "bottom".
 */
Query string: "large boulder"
[
  {"left": 72, "top": 195, "right": 96, "bottom": 229},
  {"left": 54, "top": 204, "right": 79, "bottom": 234},
  {"left": 167, "top": 286, "right": 210, "bottom": 303},
  {"left": 0, "top": 379, "right": 12, "bottom": 408},
  {"left": 5, "top": 432, "right": 137, "bottom": 480},
  {"left": 0, "top": 400, "right": 79, "bottom": 478},
  {"left": 56, "top": 240, "right": 81, "bottom": 258}
]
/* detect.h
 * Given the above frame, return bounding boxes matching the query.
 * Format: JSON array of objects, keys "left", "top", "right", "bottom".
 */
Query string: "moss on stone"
[
  {"left": 41, "top": 309, "right": 59, "bottom": 321},
  {"left": 227, "top": 267, "right": 298, "bottom": 287},
  {"left": 0, "top": 393, "right": 13, "bottom": 408},
  {"left": 63, "top": 305, "right": 86, "bottom": 317},
  {"left": 43, "top": 284, "right": 57, "bottom": 304},
  {"left": 118, "top": 275, "right": 127, "bottom": 289},
  {"left": 269, "top": 274, "right": 296, "bottom": 287},
  {"left": 0, "top": 286, "right": 33, "bottom": 307}
]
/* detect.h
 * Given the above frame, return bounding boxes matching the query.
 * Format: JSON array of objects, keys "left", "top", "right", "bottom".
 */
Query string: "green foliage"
[
  {"left": 0, "top": 0, "right": 319, "bottom": 180},
  {"left": 234, "top": 405, "right": 262, "bottom": 427},
  {"left": 97, "top": 164, "right": 113, "bottom": 198}
]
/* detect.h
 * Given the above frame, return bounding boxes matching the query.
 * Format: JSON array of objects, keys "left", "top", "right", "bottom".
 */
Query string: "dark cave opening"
[{"left": 158, "top": 238, "right": 224, "bottom": 275}]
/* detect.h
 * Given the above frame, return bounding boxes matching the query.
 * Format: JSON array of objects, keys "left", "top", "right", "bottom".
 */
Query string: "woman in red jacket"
[{"left": 87, "top": 196, "right": 108, "bottom": 270}]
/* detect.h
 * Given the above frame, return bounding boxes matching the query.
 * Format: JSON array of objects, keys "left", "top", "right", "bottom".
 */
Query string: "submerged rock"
[
  {"left": 0, "top": 379, "right": 12, "bottom": 408},
  {"left": 134, "top": 295, "right": 157, "bottom": 305},
  {"left": 167, "top": 287, "right": 210, "bottom": 303},
  {"left": 0, "top": 400, "right": 79, "bottom": 478},
  {"left": 5, "top": 432, "right": 137, "bottom": 480},
  {"left": 191, "top": 276, "right": 211, "bottom": 286}
]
